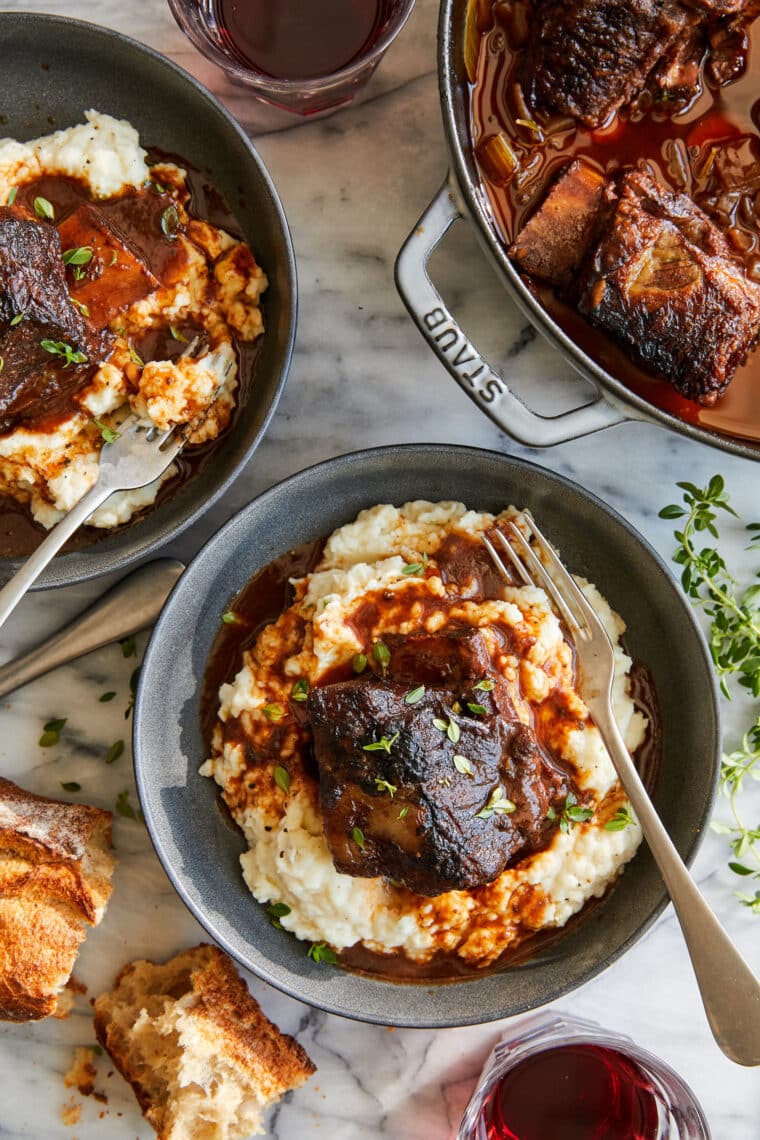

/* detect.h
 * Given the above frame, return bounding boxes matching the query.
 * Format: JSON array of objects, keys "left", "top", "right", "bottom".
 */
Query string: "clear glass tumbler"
[
  {"left": 168, "top": 0, "right": 416, "bottom": 115},
  {"left": 457, "top": 1012, "right": 711, "bottom": 1140}
]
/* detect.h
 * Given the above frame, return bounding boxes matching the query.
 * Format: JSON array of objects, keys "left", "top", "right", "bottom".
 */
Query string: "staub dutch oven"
[{"left": 395, "top": 0, "right": 760, "bottom": 460}]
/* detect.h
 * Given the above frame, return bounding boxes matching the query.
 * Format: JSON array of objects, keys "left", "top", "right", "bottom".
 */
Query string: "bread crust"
[{"left": 0, "top": 777, "right": 115, "bottom": 1021}]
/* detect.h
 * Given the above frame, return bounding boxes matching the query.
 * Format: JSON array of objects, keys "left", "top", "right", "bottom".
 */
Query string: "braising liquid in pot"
[
  {"left": 476, "top": 1043, "right": 661, "bottom": 1139},
  {"left": 468, "top": 2, "right": 760, "bottom": 444},
  {"left": 215, "top": 0, "right": 388, "bottom": 79}
]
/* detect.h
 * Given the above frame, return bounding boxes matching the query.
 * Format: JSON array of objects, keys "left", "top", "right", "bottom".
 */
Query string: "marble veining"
[{"left": 0, "top": 0, "right": 759, "bottom": 1136}]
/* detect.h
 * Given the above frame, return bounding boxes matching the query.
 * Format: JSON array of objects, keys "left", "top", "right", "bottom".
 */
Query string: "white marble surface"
[{"left": 0, "top": 0, "right": 759, "bottom": 1135}]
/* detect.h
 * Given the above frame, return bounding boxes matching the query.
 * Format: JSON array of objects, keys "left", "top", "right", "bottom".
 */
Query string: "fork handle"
[
  {"left": 595, "top": 705, "right": 760, "bottom": 1066},
  {"left": 0, "top": 482, "right": 113, "bottom": 629}
]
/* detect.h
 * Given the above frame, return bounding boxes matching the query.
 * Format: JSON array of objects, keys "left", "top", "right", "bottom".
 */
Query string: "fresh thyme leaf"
[
  {"left": 604, "top": 805, "right": 636, "bottom": 832},
  {"left": 109, "top": 250, "right": 118, "bottom": 267},
  {"left": 9, "top": 313, "right": 23, "bottom": 326},
  {"left": 474, "top": 678, "right": 495, "bottom": 691},
  {"left": 404, "top": 684, "right": 425, "bottom": 705},
  {"left": 663, "top": 477, "right": 760, "bottom": 909},
  {"left": 222, "top": 610, "right": 238, "bottom": 624},
  {"left": 551, "top": 793, "right": 593, "bottom": 833},
  {"left": 362, "top": 731, "right": 399, "bottom": 755},
  {"left": 92, "top": 1044, "right": 103, "bottom": 1057},
  {"left": 372, "top": 640, "right": 391, "bottom": 674},
  {"left": 467, "top": 702, "right": 487, "bottom": 716},
  {"left": 40, "top": 339, "right": 87, "bottom": 366},
  {"left": 169, "top": 325, "right": 187, "bottom": 342},
  {"left": 446, "top": 717, "right": 461, "bottom": 745},
  {"left": 453, "top": 754, "right": 474, "bottom": 777},
  {"left": 160, "top": 204, "right": 180, "bottom": 239},
  {"left": 273, "top": 765, "right": 291, "bottom": 794},
  {"left": 115, "top": 788, "right": 142, "bottom": 820},
  {"left": 433, "top": 717, "right": 448, "bottom": 732},
  {"left": 266, "top": 901, "right": 291, "bottom": 918},
  {"left": 351, "top": 826, "right": 365, "bottom": 850},
  {"left": 128, "top": 342, "right": 144, "bottom": 367},
  {"left": 61, "top": 781, "right": 81, "bottom": 792},
  {"left": 71, "top": 297, "right": 90, "bottom": 317},
  {"left": 120, "top": 636, "right": 136, "bottom": 658},
  {"left": 475, "top": 786, "right": 516, "bottom": 820},
  {"left": 352, "top": 653, "right": 368, "bottom": 674},
  {"left": 33, "top": 195, "right": 54, "bottom": 220},
  {"left": 402, "top": 561, "right": 424, "bottom": 575},
  {"left": 6, "top": 187, "right": 16, "bottom": 205},
  {"left": 262, "top": 702, "right": 286, "bottom": 721},
  {"left": 307, "top": 942, "right": 337, "bottom": 964},
  {"left": 62, "top": 245, "right": 93, "bottom": 267},
  {"left": 39, "top": 717, "right": 66, "bottom": 747},
  {"left": 0, "top": 356, "right": 4, "bottom": 374},
  {"left": 374, "top": 778, "right": 397, "bottom": 797},
  {"left": 291, "top": 678, "right": 309, "bottom": 702},
  {"left": 92, "top": 418, "right": 120, "bottom": 444},
  {"left": 106, "top": 740, "right": 124, "bottom": 764},
  {"left": 99, "top": 691, "right": 116, "bottom": 702},
  {"left": 398, "top": 805, "right": 410, "bottom": 819}
]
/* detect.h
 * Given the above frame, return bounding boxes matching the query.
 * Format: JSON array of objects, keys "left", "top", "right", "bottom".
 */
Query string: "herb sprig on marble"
[{"left": 660, "top": 476, "right": 760, "bottom": 909}]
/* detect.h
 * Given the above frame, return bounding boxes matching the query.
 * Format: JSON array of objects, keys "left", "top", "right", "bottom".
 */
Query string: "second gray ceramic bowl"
[
  {"left": 134, "top": 445, "right": 719, "bottom": 1027},
  {"left": 0, "top": 13, "right": 296, "bottom": 588}
]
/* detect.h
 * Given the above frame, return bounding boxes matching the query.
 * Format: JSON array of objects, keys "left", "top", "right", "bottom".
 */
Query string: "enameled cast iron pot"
[
  {"left": 395, "top": 0, "right": 760, "bottom": 460},
  {"left": 0, "top": 14, "right": 296, "bottom": 588},
  {"left": 134, "top": 444, "right": 720, "bottom": 1028}
]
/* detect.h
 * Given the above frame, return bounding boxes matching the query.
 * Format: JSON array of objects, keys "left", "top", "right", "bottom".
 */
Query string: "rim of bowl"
[
  {"left": 0, "top": 11, "right": 297, "bottom": 589},
  {"left": 134, "top": 443, "right": 721, "bottom": 1027}
]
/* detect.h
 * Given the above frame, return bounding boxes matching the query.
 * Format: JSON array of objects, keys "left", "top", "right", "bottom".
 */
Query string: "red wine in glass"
[{"left": 216, "top": 0, "right": 391, "bottom": 80}]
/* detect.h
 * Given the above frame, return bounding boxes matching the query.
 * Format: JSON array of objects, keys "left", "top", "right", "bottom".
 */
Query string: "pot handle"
[{"left": 394, "top": 181, "right": 629, "bottom": 447}]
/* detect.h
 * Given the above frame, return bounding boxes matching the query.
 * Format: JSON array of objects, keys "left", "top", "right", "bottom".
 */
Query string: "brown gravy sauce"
[
  {"left": 469, "top": 3, "right": 760, "bottom": 444},
  {"left": 201, "top": 531, "right": 663, "bottom": 984},
  {"left": 0, "top": 150, "right": 262, "bottom": 557}
]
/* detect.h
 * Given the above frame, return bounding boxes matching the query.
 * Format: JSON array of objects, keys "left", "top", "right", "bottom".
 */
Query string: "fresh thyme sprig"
[{"left": 660, "top": 476, "right": 760, "bottom": 908}]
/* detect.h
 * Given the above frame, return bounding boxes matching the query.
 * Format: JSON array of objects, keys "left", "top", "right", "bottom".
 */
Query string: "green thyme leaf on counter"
[
  {"left": 273, "top": 765, "right": 291, "bottom": 794},
  {"left": 10, "top": 313, "right": 23, "bottom": 326},
  {"left": 604, "top": 804, "right": 635, "bottom": 832},
  {"left": 92, "top": 418, "right": 120, "bottom": 445},
  {"left": 475, "top": 786, "right": 516, "bottom": 820},
  {"left": 404, "top": 684, "right": 425, "bottom": 705},
  {"left": 39, "top": 717, "right": 66, "bottom": 747},
  {"left": 446, "top": 717, "right": 461, "bottom": 745},
  {"left": 6, "top": 187, "right": 16, "bottom": 205},
  {"left": 372, "top": 640, "right": 391, "bottom": 675},
  {"left": 374, "top": 778, "right": 397, "bottom": 797},
  {"left": 91, "top": 1044, "right": 103, "bottom": 1057},
  {"left": 222, "top": 610, "right": 239, "bottom": 624},
  {"left": 106, "top": 740, "right": 124, "bottom": 765},
  {"left": 99, "top": 691, "right": 116, "bottom": 703},
  {"left": 738, "top": 890, "right": 760, "bottom": 914},
  {"left": 474, "top": 678, "right": 495, "bottom": 691},
  {"left": 62, "top": 245, "right": 93, "bottom": 267},
  {"left": 115, "top": 788, "right": 143, "bottom": 821},
  {"left": 362, "top": 732, "right": 399, "bottom": 755},
  {"left": 41, "top": 339, "right": 87, "bottom": 366},
  {"left": 160, "top": 204, "right": 180, "bottom": 239},
  {"left": 398, "top": 805, "right": 410, "bottom": 820},
  {"left": 61, "top": 781, "right": 81, "bottom": 792},
  {"left": 291, "top": 678, "right": 309, "bottom": 702},
  {"left": 453, "top": 754, "right": 474, "bottom": 777},
  {"left": 352, "top": 653, "right": 367, "bottom": 674},
  {"left": 467, "top": 702, "right": 487, "bottom": 716},
  {"left": 351, "top": 826, "right": 365, "bottom": 850},
  {"left": 307, "top": 942, "right": 337, "bottom": 965},
  {"left": 120, "top": 636, "right": 136, "bottom": 658},
  {"left": 33, "top": 195, "right": 54, "bottom": 220},
  {"left": 262, "top": 702, "right": 285, "bottom": 721},
  {"left": 433, "top": 717, "right": 447, "bottom": 732}
]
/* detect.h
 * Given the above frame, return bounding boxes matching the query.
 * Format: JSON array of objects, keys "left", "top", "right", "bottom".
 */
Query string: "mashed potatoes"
[
  {"left": 0, "top": 111, "right": 266, "bottom": 530},
  {"left": 203, "top": 503, "right": 648, "bottom": 970}
]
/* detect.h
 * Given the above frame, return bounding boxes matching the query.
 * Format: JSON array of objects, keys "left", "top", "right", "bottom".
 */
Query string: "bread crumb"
[
  {"left": 61, "top": 1097, "right": 81, "bottom": 1126},
  {"left": 64, "top": 1047, "right": 97, "bottom": 1096}
]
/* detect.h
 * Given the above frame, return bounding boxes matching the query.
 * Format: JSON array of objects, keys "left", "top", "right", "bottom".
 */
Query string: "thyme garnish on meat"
[{"left": 660, "top": 476, "right": 760, "bottom": 909}]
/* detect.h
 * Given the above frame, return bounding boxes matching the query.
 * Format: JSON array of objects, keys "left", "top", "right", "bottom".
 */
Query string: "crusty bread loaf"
[
  {"left": 93, "top": 943, "right": 315, "bottom": 1139},
  {"left": 0, "top": 776, "right": 115, "bottom": 1021}
]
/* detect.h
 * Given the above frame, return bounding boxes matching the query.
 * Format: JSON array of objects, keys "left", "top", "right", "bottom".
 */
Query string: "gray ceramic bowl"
[
  {"left": 134, "top": 445, "right": 720, "bottom": 1028},
  {"left": 0, "top": 13, "right": 295, "bottom": 588}
]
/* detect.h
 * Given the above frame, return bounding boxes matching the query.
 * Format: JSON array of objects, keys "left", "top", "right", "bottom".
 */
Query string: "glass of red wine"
[
  {"left": 168, "top": 0, "right": 416, "bottom": 114},
  {"left": 457, "top": 1013, "right": 711, "bottom": 1140}
]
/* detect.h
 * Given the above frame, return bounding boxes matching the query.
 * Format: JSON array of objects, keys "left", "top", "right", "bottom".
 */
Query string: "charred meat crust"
[{"left": 308, "top": 629, "right": 571, "bottom": 897}]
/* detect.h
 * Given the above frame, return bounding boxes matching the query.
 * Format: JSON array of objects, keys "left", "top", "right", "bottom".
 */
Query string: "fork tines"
[{"left": 483, "top": 513, "right": 598, "bottom": 642}]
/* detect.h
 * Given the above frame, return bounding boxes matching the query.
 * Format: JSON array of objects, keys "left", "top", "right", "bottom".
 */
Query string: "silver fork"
[
  {"left": 0, "top": 414, "right": 183, "bottom": 629},
  {"left": 484, "top": 513, "right": 760, "bottom": 1067}
]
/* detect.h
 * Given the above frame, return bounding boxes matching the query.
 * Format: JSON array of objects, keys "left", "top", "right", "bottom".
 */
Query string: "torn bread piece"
[
  {"left": 93, "top": 944, "right": 315, "bottom": 1140},
  {"left": 0, "top": 777, "right": 115, "bottom": 1021}
]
